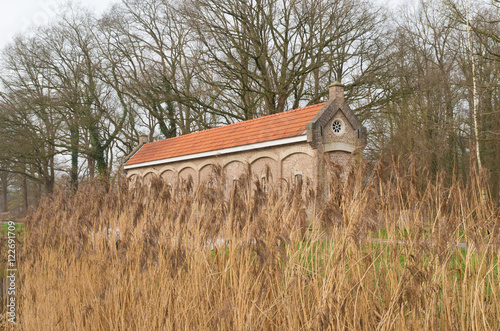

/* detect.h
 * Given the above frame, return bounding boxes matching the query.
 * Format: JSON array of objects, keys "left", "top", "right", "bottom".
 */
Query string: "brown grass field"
[{"left": 2, "top": 158, "right": 500, "bottom": 330}]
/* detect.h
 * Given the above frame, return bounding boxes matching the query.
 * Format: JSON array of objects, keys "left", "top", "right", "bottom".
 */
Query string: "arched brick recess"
[
  {"left": 158, "top": 166, "right": 176, "bottom": 174},
  {"left": 178, "top": 166, "right": 197, "bottom": 187},
  {"left": 282, "top": 152, "right": 314, "bottom": 183},
  {"left": 279, "top": 146, "right": 315, "bottom": 160},
  {"left": 127, "top": 170, "right": 141, "bottom": 179},
  {"left": 250, "top": 157, "right": 279, "bottom": 184},
  {"left": 199, "top": 159, "right": 222, "bottom": 170},
  {"left": 178, "top": 162, "right": 198, "bottom": 173},
  {"left": 199, "top": 163, "right": 216, "bottom": 184},
  {"left": 160, "top": 169, "right": 177, "bottom": 186},
  {"left": 223, "top": 160, "right": 247, "bottom": 184},
  {"left": 143, "top": 170, "right": 159, "bottom": 178},
  {"left": 127, "top": 174, "right": 139, "bottom": 189},
  {"left": 248, "top": 151, "right": 279, "bottom": 164},
  {"left": 143, "top": 171, "right": 159, "bottom": 186}
]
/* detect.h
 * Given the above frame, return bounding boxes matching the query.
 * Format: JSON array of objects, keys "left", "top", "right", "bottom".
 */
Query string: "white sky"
[
  {"left": 0, "top": 0, "right": 411, "bottom": 50},
  {"left": 0, "top": 0, "right": 118, "bottom": 49}
]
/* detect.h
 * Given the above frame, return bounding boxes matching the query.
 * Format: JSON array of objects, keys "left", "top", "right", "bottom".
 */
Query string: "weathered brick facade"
[{"left": 124, "top": 83, "right": 366, "bottom": 195}]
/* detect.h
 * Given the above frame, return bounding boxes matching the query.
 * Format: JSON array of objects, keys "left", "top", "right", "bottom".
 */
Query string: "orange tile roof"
[{"left": 125, "top": 102, "right": 325, "bottom": 166}]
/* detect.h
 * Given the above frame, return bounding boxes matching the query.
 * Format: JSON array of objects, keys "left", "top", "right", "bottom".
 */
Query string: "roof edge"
[
  {"left": 123, "top": 142, "right": 146, "bottom": 164},
  {"left": 124, "top": 134, "right": 307, "bottom": 170}
]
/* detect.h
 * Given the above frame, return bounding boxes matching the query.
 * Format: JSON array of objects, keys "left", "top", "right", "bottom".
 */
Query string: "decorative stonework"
[{"left": 332, "top": 119, "right": 343, "bottom": 135}]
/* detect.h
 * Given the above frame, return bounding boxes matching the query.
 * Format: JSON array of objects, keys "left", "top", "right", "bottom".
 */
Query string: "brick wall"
[{"left": 127, "top": 142, "right": 319, "bottom": 194}]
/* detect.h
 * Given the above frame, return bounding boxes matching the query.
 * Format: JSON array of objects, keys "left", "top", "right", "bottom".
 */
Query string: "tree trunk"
[
  {"left": 88, "top": 156, "right": 95, "bottom": 179},
  {"left": 48, "top": 144, "right": 55, "bottom": 195},
  {"left": 34, "top": 182, "right": 41, "bottom": 209},
  {"left": 70, "top": 126, "right": 79, "bottom": 191},
  {"left": 466, "top": 0, "right": 482, "bottom": 172},
  {"left": 21, "top": 175, "right": 28, "bottom": 215},
  {"left": 0, "top": 171, "right": 8, "bottom": 213}
]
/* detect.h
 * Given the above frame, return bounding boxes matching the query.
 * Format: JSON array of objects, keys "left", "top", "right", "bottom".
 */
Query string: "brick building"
[{"left": 124, "top": 83, "right": 366, "bottom": 193}]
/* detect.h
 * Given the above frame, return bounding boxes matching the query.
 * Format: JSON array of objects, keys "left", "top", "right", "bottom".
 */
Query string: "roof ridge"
[{"left": 145, "top": 102, "right": 326, "bottom": 146}]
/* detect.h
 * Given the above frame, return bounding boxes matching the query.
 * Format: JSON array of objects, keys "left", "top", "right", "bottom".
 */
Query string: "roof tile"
[{"left": 125, "top": 102, "right": 325, "bottom": 166}]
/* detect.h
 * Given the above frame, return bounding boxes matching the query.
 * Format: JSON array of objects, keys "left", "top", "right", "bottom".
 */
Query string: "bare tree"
[{"left": 184, "top": 0, "right": 387, "bottom": 119}]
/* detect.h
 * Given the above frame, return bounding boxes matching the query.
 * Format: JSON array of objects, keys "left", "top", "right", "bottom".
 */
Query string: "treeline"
[{"left": 0, "top": 0, "right": 499, "bottom": 213}]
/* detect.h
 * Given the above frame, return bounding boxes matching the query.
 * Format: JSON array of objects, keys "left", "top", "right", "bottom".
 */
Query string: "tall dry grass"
[{"left": 4, "top": 158, "right": 500, "bottom": 330}]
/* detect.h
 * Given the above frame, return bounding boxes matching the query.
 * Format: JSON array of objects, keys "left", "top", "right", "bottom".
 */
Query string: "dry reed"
[{"left": 2, "top": 158, "right": 500, "bottom": 330}]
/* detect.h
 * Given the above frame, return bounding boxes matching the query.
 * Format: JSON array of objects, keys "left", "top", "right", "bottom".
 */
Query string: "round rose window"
[{"left": 332, "top": 119, "right": 343, "bottom": 134}]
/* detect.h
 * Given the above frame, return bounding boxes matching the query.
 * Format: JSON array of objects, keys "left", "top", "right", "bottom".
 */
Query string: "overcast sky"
[
  {"left": 0, "top": 0, "right": 118, "bottom": 49},
  {"left": 0, "top": 0, "right": 410, "bottom": 50}
]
